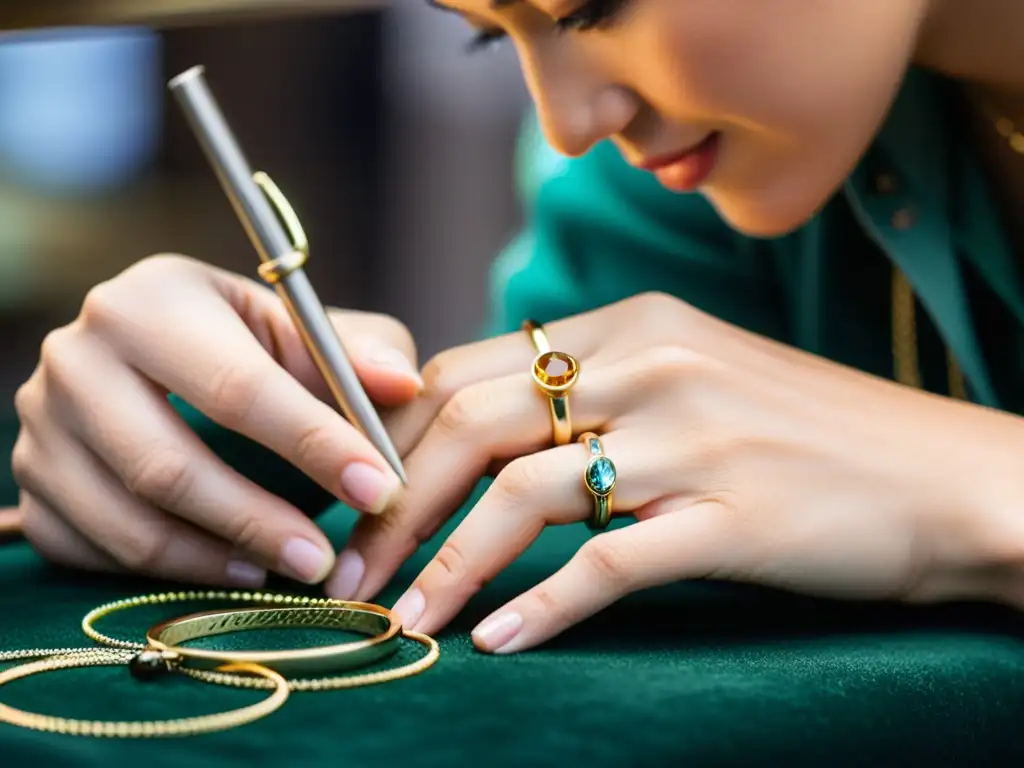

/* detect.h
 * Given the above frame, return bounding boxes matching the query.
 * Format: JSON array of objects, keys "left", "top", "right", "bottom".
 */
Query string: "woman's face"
[{"left": 432, "top": 0, "right": 933, "bottom": 236}]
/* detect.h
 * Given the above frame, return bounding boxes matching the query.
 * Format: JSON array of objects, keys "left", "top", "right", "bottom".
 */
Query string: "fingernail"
[
  {"left": 226, "top": 559, "right": 267, "bottom": 588},
  {"left": 341, "top": 462, "right": 400, "bottom": 515},
  {"left": 369, "top": 349, "right": 423, "bottom": 388},
  {"left": 281, "top": 538, "right": 332, "bottom": 583},
  {"left": 471, "top": 612, "right": 523, "bottom": 653},
  {"left": 392, "top": 587, "right": 425, "bottom": 628},
  {"left": 326, "top": 549, "right": 365, "bottom": 600}
]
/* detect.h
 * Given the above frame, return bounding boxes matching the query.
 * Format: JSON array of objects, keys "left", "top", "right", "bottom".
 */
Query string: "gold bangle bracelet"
[
  {"left": 78, "top": 589, "right": 439, "bottom": 692},
  {"left": 0, "top": 649, "right": 288, "bottom": 738},
  {"left": 143, "top": 604, "right": 402, "bottom": 675},
  {"left": 82, "top": 589, "right": 376, "bottom": 651}
]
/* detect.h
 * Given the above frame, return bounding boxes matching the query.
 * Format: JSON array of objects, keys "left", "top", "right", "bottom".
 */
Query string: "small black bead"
[{"left": 129, "top": 650, "right": 170, "bottom": 681}]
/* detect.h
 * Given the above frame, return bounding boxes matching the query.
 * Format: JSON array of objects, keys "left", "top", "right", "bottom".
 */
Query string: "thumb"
[{"left": 214, "top": 267, "right": 422, "bottom": 409}]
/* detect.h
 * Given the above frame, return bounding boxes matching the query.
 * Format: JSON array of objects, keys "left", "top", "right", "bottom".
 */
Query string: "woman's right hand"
[{"left": 11, "top": 254, "right": 423, "bottom": 589}]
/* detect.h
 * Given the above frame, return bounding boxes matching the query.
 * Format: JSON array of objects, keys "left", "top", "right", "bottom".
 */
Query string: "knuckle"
[
  {"left": 122, "top": 253, "right": 196, "bottom": 283},
  {"left": 627, "top": 344, "right": 722, "bottom": 399},
  {"left": 80, "top": 254, "right": 198, "bottom": 331},
  {"left": 631, "top": 290, "right": 685, "bottom": 324},
  {"left": 643, "top": 343, "right": 705, "bottom": 374},
  {"left": 434, "top": 385, "right": 483, "bottom": 437},
  {"left": 493, "top": 455, "right": 546, "bottom": 506},
  {"left": 432, "top": 539, "right": 473, "bottom": 586},
  {"left": 10, "top": 434, "right": 34, "bottom": 488},
  {"left": 111, "top": 524, "right": 173, "bottom": 573},
  {"left": 528, "top": 585, "right": 575, "bottom": 625},
  {"left": 203, "top": 362, "right": 264, "bottom": 426},
  {"left": 122, "top": 444, "right": 194, "bottom": 509},
  {"left": 577, "top": 535, "right": 633, "bottom": 587},
  {"left": 371, "top": 507, "right": 425, "bottom": 551},
  {"left": 420, "top": 349, "right": 463, "bottom": 401},
  {"left": 12, "top": 378, "right": 38, "bottom": 422},
  {"left": 38, "top": 327, "right": 80, "bottom": 395},
  {"left": 223, "top": 514, "right": 267, "bottom": 553},
  {"left": 641, "top": 344, "right": 713, "bottom": 383},
  {"left": 622, "top": 290, "right": 700, "bottom": 345},
  {"left": 291, "top": 422, "right": 336, "bottom": 470},
  {"left": 79, "top": 279, "right": 125, "bottom": 332}
]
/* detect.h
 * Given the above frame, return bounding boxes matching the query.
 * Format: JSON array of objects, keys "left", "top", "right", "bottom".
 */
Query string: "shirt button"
[
  {"left": 873, "top": 173, "right": 899, "bottom": 194},
  {"left": 891, "top": 207, "right": 915, "bottom": 230}
]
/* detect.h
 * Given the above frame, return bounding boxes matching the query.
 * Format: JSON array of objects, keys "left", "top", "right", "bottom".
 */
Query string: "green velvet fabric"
[
  {"left": 3, "top": 494, "right": 1024, "bottom": 765},
  {"left": 5, "top": 65, "right": 1024, "bottom": 765}
]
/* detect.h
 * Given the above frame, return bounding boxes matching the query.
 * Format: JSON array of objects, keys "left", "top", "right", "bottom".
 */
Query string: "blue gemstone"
[{"left": 586, "top": 457, "right": 616, "bottom": 495}]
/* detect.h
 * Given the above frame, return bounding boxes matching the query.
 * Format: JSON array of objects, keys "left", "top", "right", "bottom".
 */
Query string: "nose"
[{"left": 526, "top": 65, "right": 639, "bottom": 158}]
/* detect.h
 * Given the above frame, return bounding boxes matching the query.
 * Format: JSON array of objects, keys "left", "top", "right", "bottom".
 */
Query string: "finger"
[
  {"left": 386, "top": 310, "right": 608, "bottom": 456},
  {"left": 200, "top": 262, "right": 423, "bottom": 408},
  {"left": 0, "top": 507, "right": 23, "bottom": 539},
  {"left": 289, "top": 308, "right": 423, "bottom": 409},
  {"left": 20, "top": 494, "right": 123, "bottom": 573},
  {"left": 41, "top": 342, "right": 337, "bottom": 583},
  {"left": 17, "top": 439, "right": 269, "bottom": 588},
  {"left": 333, "top": 346, "right": 690, "bottom": 602},
  {"left": 469, "top": 501, "right": 731, "bottom": 654},
  {"left": 83, "top": 262, "right": 404, "bottom": 514},
  {"left": 386, "top": 429, "right": 684, "bottom": 635}
]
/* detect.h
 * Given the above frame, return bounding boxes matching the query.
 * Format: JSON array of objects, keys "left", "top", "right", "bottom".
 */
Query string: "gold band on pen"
[
  {"left": 523, "top": 319, "right": 579, "bottom": 446},
  {"left": 253, "top": 171, "right": 308, "bottom": 255},
  {"left": 144, "top": 604, "right": 402, "bottom": 676},
  {"left": 253, "top": 172, "right": 309, "bottom": 284}
]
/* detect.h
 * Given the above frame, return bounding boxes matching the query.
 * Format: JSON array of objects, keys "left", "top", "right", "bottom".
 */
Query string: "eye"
[
  {"left": 554, "top": 0, "right": 627, "bottom": 32},
  {"left": 465, "top": 28, "right": 507, "bottom": 54}
]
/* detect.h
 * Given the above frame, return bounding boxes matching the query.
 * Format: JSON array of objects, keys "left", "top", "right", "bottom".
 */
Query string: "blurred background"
[{"left": 0, "top": 3, "right": 532, "bottom": 506}]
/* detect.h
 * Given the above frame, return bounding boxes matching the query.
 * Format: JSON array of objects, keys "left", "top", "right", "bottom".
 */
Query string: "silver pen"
[{"left": 167, "top": 65, "right": 408, "bottom": 486}]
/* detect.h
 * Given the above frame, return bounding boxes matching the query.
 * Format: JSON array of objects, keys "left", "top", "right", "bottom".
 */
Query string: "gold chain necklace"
[
  {"left": 891, "top": 268, "right": 967, "bottom": 400},
  {"left": 887, "top": 92, "right": 1024, "bottom": 400}
]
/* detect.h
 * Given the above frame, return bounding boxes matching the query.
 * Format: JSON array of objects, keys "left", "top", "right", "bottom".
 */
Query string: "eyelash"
[{"left": 465, "top": 0, "right": 627, "bottom": 54}]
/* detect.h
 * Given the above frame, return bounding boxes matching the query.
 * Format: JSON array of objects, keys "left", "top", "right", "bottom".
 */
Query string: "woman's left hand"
[{"left": 329, "top": 292, "right": 1024, "bottom": 653}]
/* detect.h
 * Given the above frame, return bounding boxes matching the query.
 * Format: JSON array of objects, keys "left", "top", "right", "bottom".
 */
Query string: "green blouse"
[{"left": 172, "top": 66, "right": 1024, "bottom": 517}]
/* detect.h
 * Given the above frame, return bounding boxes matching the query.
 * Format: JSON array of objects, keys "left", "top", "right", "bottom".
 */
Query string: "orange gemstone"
[{"left": 534, "top": 352, "right": 578, "bottom": 387}]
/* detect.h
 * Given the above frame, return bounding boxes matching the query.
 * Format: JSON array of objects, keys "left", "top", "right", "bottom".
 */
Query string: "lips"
[{"left": 635, "top": 132, "right": 721, "bottom": 192}]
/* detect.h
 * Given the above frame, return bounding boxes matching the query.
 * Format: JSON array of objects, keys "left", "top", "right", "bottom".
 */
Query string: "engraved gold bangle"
[
  {"left": 75, "top": 589, "right": 439, "bottom": 692},
  {"left": 578, "top": 432, "right": 617, "bottom": 530},
  {"left": 80, "top": 590, "right": 375, "bottom": 652},
  {"left": 523, "top": 319, "right": 580, "bottom": 446},
  {"left": 143, "top": 604, "right": 401, "bottom": 675},
  {"left": 0, "top": 649, "right": 288, "bottom": 738}
]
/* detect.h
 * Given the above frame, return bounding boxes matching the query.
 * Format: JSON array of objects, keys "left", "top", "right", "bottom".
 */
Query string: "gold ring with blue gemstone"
[{"left": 578, "top": 432, "right": 616, "bottom": 530}]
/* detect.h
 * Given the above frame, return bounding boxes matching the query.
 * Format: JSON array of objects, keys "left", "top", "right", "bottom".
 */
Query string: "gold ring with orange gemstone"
[{"left": 523, "top": 319, "right": 580, "bottom": 446}]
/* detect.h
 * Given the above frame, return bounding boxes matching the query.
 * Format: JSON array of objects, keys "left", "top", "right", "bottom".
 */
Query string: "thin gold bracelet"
[
  {"left": 0, "top": 649, "right": 288, "bottom": 738},
  {"left": 77, "top": 589, "right": 440, "bottom": 690}
]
